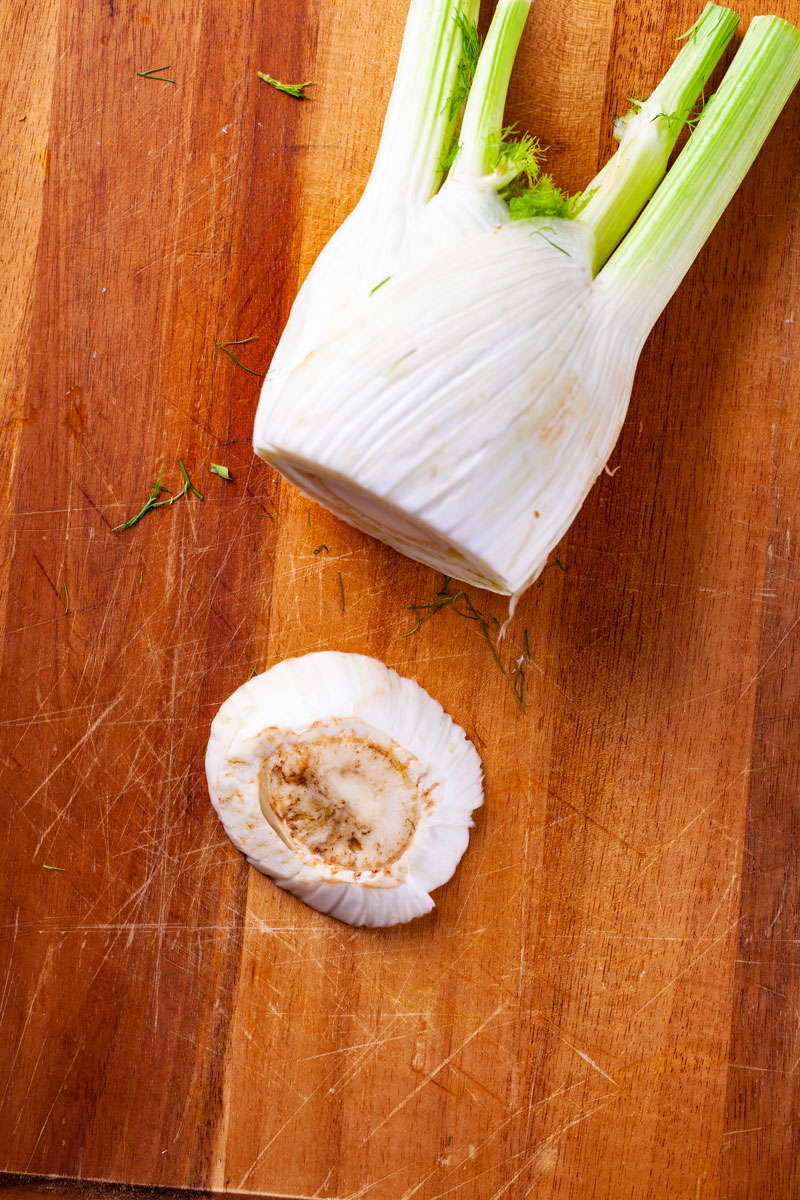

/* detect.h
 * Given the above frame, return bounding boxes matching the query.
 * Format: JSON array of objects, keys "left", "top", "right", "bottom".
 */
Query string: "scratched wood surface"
[{"left": 2, "top": 0, "right": 800, "bottom": 1196}]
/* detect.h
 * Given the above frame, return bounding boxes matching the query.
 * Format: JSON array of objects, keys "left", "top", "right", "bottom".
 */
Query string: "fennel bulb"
[
  {"left": 206, "top": 653, "right": 483, "bottom": 926},
  {"left": 253, "top": 0, "right": 800, "bottom": 598}
]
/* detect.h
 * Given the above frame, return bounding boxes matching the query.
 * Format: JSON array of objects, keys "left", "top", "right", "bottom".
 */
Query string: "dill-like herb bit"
[
  {"left": 388, "top": 348, "right": 417, "bottom": 373},
  {"left": 531, "top": 226, "right": 571, "bottom": 256},
  {"left": 407, "top": 573, "right": 532, "bottom": 700},
  {"left": 210, "top": 463, "right": 232, "bottom": 480},
  {"left": 63, "top": 583, "right": 69, "bottom": 614},
  {"left": 537, "top": 556, "right": 567, "bottom": 585},
  {"left": 214, "top": 335, "right": 262, "bottom": 377},
  {"left": 439, "top": 140, "right": 461, "bottom": 174},
  {"left": 406, "top": 578, "right": 506, "bottom": 672},
  {"left": 337, "top": 571, "right": 345, "bottom": 610},
  {"left": 438, "top": 12, "right": 481, "bottom": 173},
  {"left": 248, "top": 667, "right": 258, "bottom": 679},
  {"left": 313, "top": 544, "right": 329, "bottom": 555},
  {"left": 675, "top": 14, "right": 702, "bottom": 42},
  {"left": 370, "top": 276, "right": 392, "bottom": 295},
  {"left": 137, "top": 65, "right": 175, "bottom": 83},
  {"left": 42, "top": 865, "right": 65, "bottom": 871},
  {"left": 512, "top": 665, "right": 526, "bottom": 713},
  {"left": 115, "top": 459, "right": 202, "bottom": 532},
  {"left": 470, "top": 724, "right": 488, "bottom": 750},
  {"left": 257, "top": 72, "right": 314, "bottom": 99},
  {"left": 176, "top": 457, "right": 204, "bottom": 500},
  {"left": 652, "top": 110, "right": 700, "bottom": 131},
  {"left": 403, "top": 578, "right": 464, "bottom": 636},
  {"left": 480, "top": 618, "right": 506, "bottom": 675},
  {"left": 114, "top": 465, "right": 172, "bottom": 531},
  {"left": 138, "top": 570, "right": 143, "bottom": 589},
  {"left": 446, "top": 11, "right": 482, "bottom": 117}
]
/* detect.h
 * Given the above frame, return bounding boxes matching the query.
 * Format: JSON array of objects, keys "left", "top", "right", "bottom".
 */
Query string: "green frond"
[
  {"left": 508, "top": 174, "right": 578, "bottom": 220},
  {"left": 487, "top": 126, "right": 541, "bottom": 184},
  {"left": 446, "top": 11, "right": 482, "bottom": 118}
]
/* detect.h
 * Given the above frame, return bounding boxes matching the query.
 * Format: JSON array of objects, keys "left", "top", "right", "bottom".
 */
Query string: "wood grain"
[{"left": 2, "top": 0, "right": 800, "bottom": 1197}]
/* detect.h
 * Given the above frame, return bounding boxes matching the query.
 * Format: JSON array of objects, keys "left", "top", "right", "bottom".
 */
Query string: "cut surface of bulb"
[{"left": 206, "top": 653, "right": 483, "bottom": 926}]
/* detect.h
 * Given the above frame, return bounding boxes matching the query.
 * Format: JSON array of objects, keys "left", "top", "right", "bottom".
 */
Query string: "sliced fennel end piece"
[{"left": 206, "top": 653, "right": 483, "bottom": 927}]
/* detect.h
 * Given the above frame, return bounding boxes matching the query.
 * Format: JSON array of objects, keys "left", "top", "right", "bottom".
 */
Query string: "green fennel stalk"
[{"left": 600, "top": 15, "right": 800, "bottom": 338}]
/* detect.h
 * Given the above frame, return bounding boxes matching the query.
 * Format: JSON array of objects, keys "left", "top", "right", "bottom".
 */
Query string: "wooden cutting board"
[{"left": 3, "top": 0, "right": 800, "bottom": 1196}]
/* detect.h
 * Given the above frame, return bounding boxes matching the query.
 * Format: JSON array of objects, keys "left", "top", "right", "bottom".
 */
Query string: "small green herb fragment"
[
  {"left": 512, "top": 664, "right": 526, "bottom": 713},
  {"left": 176, "top": 457, "right": 204, "bottom": 501},
  {"left": 210, "top": 463, "right": 232, "bottom": 480},
  {"left": 138, "top": 570, "right": 143, "bottom": 589},
  {"left": 675, "top": 14, "right": 702, "bottom": 42},
  {"left": 248, "top": 667, "right": 258, "bottom": 679},
  {"left": 405, "top": 578, "right": 505, "bottom": 674},
  {"left": 257, "top": 72, "right": 314, "bottom": 99},
  {"left": 115, "top": 460, "right": 202, "bottom": 532},
  {"left": 42, "top": 865, "right": 65, "bottom": 872},
  {"left": 337, "top": 571, "right": 345, "bottom": 610},
  {"left": 214, "top": 336, "right": 262, "bottom": 377},
  {"left": 115, "top": 466, "right": 171, "bottom": 531},
  {"left": 439, "top": 140, "right": 461, "bottom": 174},
  {"left": 652, "top": 110, "right": 700, "bottom": 131},
  {"left": 404, "top": 577, "right": 540, "bottom": 706},
  {"left": 525, "top": 224, "right": 572, "bottom": 256},
  {"left": 388, "top": 349, "right": 417, "bottom": 373},
  {"left": 470, "top": 724, "right": 487, "bottom": 750},
  {"left": 537, "top": 556, "right": 566, "bottom": 585},
  {"left": 63, "top": 584, "right": 69, "bottom": 614},
  {"left": 370, "top": 276, "right": 392, "bottom": 296},
  {"left": 479, "top": 615, "right": 506, "bottom": 675},
  {"left": 137, "top": 65, "right": 175, "bottom": 83},
  {"left": 313, "top": 544, "right": 329, "bottom": 555}
]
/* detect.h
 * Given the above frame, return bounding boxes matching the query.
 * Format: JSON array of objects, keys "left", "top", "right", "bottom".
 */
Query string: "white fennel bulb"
[
  {"left": 206, "top": 653, "right": 483, "bottom": 927},
  {"left": 254, "top": 0, "right": 800, "bottom": 597}
]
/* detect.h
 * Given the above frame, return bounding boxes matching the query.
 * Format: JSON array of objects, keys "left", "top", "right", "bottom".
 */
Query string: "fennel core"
[{"left": 253, "top": 0, "right": 800, "bottom": 600}]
